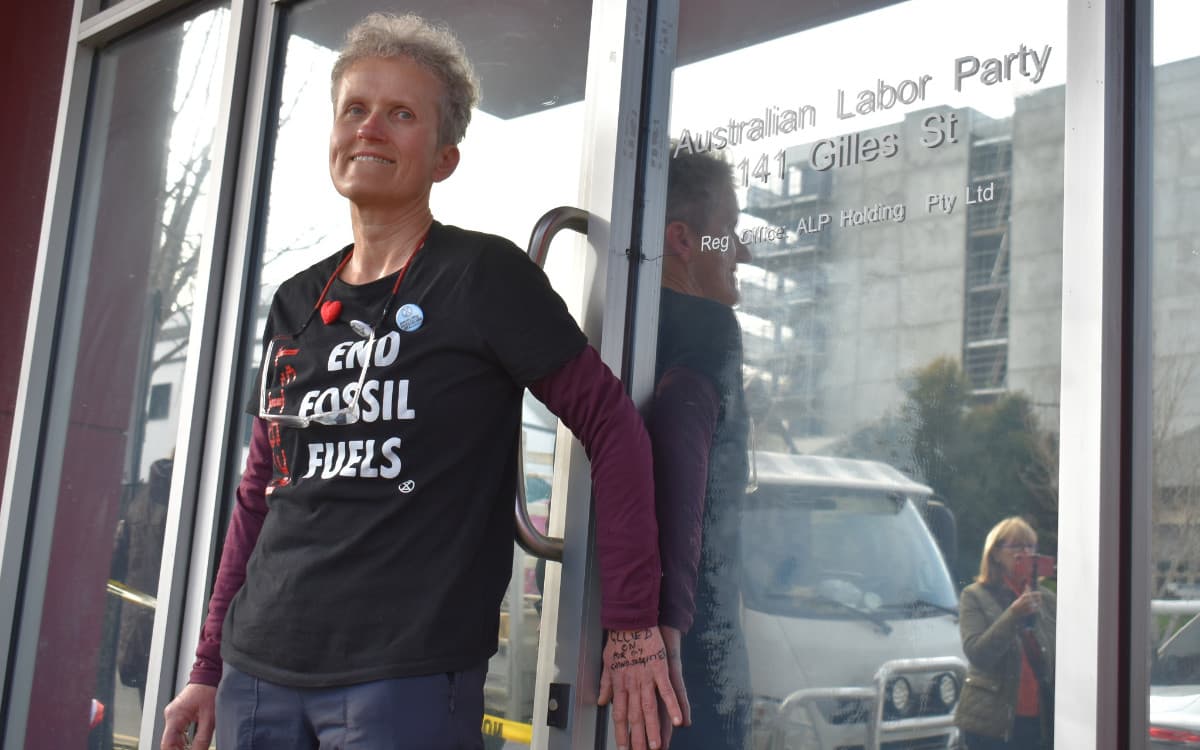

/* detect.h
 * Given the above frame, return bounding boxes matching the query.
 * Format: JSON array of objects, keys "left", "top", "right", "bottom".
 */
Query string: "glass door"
[{"left": 622, "top": 1, "right": 1069, "bottom": 748}]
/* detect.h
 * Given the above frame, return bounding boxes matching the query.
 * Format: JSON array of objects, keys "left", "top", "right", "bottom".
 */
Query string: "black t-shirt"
[{"left": 222, "top": 221, "right": 587, "bottom": 686}]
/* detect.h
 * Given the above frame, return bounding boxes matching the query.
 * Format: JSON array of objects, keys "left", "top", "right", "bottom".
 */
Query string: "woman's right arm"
[
  {"left": 188, "top": 416, "right": 273, "bottom": 684},
  {"left": 162, "top": 417, "right": 272, "bottom": 749},
  {"left": 959, "top": 586, "right": 1023, "bottom": 671}
]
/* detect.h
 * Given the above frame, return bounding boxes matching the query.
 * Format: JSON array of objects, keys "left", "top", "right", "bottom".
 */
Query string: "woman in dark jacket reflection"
[{"left": 954, "top": 516, "right": 1056, "bottom": 749}]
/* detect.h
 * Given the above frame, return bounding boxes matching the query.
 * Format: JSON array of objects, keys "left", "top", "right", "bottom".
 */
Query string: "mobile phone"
[{"left": 1029, "top": 553, "right": 1057, "bottom": 589}]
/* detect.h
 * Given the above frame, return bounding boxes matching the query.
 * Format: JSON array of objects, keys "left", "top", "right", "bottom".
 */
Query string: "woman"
[
  {"left": 955, "top": 517, "right": 1056, "bottom": 749},
  {"left": 160, "top": 13, "right": 679, "bottom": 750}
]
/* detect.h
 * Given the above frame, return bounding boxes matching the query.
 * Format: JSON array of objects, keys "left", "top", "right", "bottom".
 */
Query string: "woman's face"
[
  {"left": 993, "top": 534, "right": 1037, "bottom": 578},
  {"left": 328, "top": 56, "right": 459, "bottom": 211}
]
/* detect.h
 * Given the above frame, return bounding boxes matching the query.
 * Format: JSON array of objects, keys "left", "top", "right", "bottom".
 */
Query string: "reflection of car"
[
  {"left": 743, "top": 453, "right": 965, "bottom": 750},
  {"left": 1164, "top": 583, "right": 1200, "bottom": 600},
  {"left": 1151, "top": 613, "right": 1200, "bottom": 747}
]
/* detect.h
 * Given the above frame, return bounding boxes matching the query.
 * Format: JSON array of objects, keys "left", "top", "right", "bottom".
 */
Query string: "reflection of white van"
[{"left": 743, "top": 453, "right": 966, "bottom": 750}]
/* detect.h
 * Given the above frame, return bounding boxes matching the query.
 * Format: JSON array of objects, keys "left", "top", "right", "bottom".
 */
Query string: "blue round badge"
[{"left": 395, "top": 303, "right": 424, "bottom": 332}]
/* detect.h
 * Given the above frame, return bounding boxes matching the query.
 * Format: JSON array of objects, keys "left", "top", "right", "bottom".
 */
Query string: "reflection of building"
[
  {"left": 741, "top": 57, "right": 1200, "bottom": 587},
  {"left": 139, "top": 328, "right": 186, "bottom": 480},
  {"left": 741, "top": 101, "right": 1050, "bottom": 441},
  {"left": 1149, "top": 58, "right": 1200, "bottom": 590},
  {"left": 740, "top": 56, "right": 1200, "bottom": 449},
  {"left": 1151, "top": 57, "right": 1200, "bottom": 435}
]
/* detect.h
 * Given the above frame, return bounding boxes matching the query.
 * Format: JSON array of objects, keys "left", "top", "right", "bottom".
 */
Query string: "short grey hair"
[
  {"left": 331, "top": 13, "right": 481, "bottom": 145},
  {"left": 666, "top": 145, "right": 734, "bottom": 233}
]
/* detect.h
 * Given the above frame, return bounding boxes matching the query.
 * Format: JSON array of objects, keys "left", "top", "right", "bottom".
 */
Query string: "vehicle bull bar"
[{"left": 772, "top": 656, "right": 968, "bottom": 750}]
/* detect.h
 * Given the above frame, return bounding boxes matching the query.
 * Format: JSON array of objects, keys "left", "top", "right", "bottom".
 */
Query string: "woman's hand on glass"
[{"left": 599, "top": 626, "right": 683, "bottom": 750}]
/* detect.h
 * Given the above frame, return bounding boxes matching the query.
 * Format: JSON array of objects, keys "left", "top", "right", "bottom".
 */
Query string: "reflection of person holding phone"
[
  {"left": 955, "top": 517, "right": 1056, "bottom": 749},
  {"left": 649, "top": 148, "right": 753, "bottom": 748}
]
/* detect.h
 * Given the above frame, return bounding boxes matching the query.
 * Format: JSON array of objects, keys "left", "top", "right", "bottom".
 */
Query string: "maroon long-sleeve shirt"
[{"left": 190, "top": 345, "right": 660, "bottom": 686}]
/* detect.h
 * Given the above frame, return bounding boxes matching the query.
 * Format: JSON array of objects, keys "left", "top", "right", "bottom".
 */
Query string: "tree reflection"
[{"left": 830, "top": 357, "right": 1059, "bottom": 587}]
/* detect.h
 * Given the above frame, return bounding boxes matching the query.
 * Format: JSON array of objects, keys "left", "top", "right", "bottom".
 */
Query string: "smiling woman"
[
  {"left": 159, "top": 11, "right": 679, "bottom": 750},
  {"left": 7, "top": 0, "right": 1192, "bottom": 748},
  {"left": 201, "top": 3, "right": 608, "bottom": 745},
  {"left": 328, "top": 56, "right": 462, "bottom": 226}
]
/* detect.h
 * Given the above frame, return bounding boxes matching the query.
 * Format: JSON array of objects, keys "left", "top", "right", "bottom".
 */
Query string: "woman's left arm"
[
  {"left": 530, "top": 345, "right": 683, "bottom": 747},
  {"left": 529, "top": 345, "right": 661, "bottom": 627}
]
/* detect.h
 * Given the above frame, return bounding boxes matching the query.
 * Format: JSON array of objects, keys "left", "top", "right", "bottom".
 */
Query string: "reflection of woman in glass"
[
  {"left": 650, "top": 147, "right": 753, "bottom": 749},
  {"left": 955, "top": 517, "right": 1056, "bottom": 749}
]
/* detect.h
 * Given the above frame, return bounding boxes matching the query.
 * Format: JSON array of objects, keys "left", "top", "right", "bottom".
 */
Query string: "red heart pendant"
[{"left": 320, "top": 300, "right": 342, "bottom": 325}]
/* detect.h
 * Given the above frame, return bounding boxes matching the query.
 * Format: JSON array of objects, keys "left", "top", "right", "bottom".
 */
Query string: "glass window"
[
  {"left": 21, "top": 5, "right": 230, "bottom": 748},
  {"left": 1147, "top": 2, "right": 1200, "bottom": 746},
  {"left": 649, "top": 2, "right": 1065, "bottom": 747},
  {"left": 222, "top": 3, "right": 594, "bottom": 744},
  {"left": 147, "top": 383, "right": 172, "bottom": 421}
]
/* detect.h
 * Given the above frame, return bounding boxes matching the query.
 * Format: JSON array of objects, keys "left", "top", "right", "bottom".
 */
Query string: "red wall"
[{"left": 0, "top": 0, "right": 75, "bottom": 498}]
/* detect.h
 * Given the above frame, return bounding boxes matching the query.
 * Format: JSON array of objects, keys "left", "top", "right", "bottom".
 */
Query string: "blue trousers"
[{"left": 215, "top": 663, "right": 488, "bottom": 749}]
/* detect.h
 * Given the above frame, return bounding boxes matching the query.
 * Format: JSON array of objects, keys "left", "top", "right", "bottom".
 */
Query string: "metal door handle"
[
  {"left": 515, "top": 206, "right": 589, "bottom": 562},
  {"left": 528, "top": 206, "right": 588, "bottom": 268}
]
